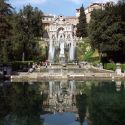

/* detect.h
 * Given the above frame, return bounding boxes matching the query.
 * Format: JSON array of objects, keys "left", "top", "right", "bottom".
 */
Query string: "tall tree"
[
  {"left": 76, "top": 4, "right": 87, "bottom": 38},
  {"left": 0, "top": 0, "right": 13, "bottom": 63},
  {"left": 88, "top": 1, "right": 125, "bottom": 63},
  {"left": 14, "top": 5, "right": 43, "bottom": 61}
]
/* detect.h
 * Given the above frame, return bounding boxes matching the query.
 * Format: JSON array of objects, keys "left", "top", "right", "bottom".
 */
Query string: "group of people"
[{"left": 28, "top": 61, "right": 49, "bottom": 73}]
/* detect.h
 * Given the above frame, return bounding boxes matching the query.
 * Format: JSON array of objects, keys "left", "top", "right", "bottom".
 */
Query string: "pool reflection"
[{"left": 0, "top": 80, "right": 125, "bottom": 125}]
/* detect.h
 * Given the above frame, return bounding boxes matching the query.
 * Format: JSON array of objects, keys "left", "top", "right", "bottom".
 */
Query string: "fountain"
[
  {"left": 48, "top": 15, "right": 76, "bottom": 64},
  {"left": 48, "top": 39, "right": 55, "bottom": 62},
  {"left": 48, "top": 80, "right": 76, "bottom": 112},
  {"left": 11, "top": 15, "right": 120, "bottom": 82},
  {"left": 69, "top": 42, "right": 75, "bottom": 61}
]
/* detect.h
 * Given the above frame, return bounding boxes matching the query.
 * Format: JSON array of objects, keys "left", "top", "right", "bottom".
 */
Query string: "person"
[
  {"left": 32, "top": 63, "right": 36, "bottom": 70},
  {"left": 28, "top": 63, "right": 35, "bottom": 73},
  {"left": 28, "top": 68, "right": 34, "bottom": 73}
]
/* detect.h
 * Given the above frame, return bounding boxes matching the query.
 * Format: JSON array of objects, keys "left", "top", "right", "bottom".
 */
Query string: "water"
[
  {"left": 48, "top": 38, "right": 75, "bottom": 62},
  {"left": 69, "top": 42, "right": 75, "bottom": 61},
  {"left": 48, "top": 39, "right": 55, "bottom": 62},
  {"left": 0, "top": 80, "right": 125, "bottom": 125}
]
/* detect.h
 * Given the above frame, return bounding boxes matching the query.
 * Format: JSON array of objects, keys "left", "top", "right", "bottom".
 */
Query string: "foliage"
[
  {"left": 76, "top": 5, "right": 87, "bottom": 38},
  {"left": 76, "top": 37, "right": 99, "bottom": 62},
  {"left": 104, "top": 63, "right": 116, "bottom": 71},
  {"left": 76, "top": 37, "right": 90, "bottom": 60},
  {"left": 88, "top": 0, "right": 125, "bottom": 63},
  {"left": 0, "top": 82, "right": 44, "bottom": 125},
  {"left": 11, "top": 61, "right": 34, "bottom": 71},
  {"left": 0, "top": 0, "right": 13, "bottom": 63},
  {"left": 88, "top": 81, "right": 125, "bottom": 125},
  {"left": 76, "top": 81, "right": 92, "bottom": 95},
  {"left": 12, "top": 5, "right": 43, "bottom": 61},
  {"left": 0, "top": 1, "right": 46, "bottom": 63},
  {"left": 120, "top": 64, "right": 125, "bottom": 72},
  {"left": 76, "top": 94, "right": 87, "bottom": 125},
  {"left": 104, "top": 63, "right": 125, "bottom": 71}
]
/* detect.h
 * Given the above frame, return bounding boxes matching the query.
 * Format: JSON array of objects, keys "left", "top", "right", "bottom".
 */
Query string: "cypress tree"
[{"left": 76, "top": 4, "right": 87, "bottom": 38}]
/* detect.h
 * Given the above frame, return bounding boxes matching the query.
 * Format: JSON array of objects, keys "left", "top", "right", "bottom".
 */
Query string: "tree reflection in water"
[
  {"left": 0, "top": 82, "right": 44, "bottom": 125},
  {"left": 76, "top": 93, "right": 87, "bottom": 125},
  {"left": 0, "top": 81, "right": 125, "bottom": 125},
  {"left": 88, "top": 81, "right": 125, "bottom": 125}
]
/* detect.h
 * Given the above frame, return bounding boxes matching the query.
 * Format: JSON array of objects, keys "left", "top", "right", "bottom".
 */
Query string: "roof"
[
  {"left": 43, "top": 13, "right": 56, "bottom": 17},
  {"left": 65, "top": 16, "right": 78, "bottom": 19},
  {"left": 42, "top": 21, "right": 54, "bottom": 24}
]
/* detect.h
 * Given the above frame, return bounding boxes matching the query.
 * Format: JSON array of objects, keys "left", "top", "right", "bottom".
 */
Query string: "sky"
[{"left": 9, "top": 0, "right": 119, "bottom": 16}]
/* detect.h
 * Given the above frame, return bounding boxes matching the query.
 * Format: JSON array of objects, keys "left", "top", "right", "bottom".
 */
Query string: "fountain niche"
[{"left": 48, "top": 15, "right": 76, "bottom": 64}]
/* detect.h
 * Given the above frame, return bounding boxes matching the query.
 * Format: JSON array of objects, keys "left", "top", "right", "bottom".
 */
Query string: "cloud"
[{"left": 69, "top": 0, "right": 83, "bottom": 4}]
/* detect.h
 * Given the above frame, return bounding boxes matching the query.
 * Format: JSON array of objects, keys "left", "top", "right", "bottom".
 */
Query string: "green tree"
[
  {"left": 88, "top": 1, "right": 125, "bottom": 63},
  {"left": 0, "top": 0, "right": 13, "bottom": 63},
  {"left": 76, "top": 4, "right": 87, "bottom": 38},
  {"left": 13, "top": 5, "right": 43, "bottom": 61}
]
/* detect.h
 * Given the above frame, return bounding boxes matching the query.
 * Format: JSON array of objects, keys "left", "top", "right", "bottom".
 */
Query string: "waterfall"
[
  {"left": 69, "top": 80, "right": 75, "bottom": 95},
  {"left": 48, "top": 40, "right": 55, "bottom": 62},
  {"left": 60, "top": 39, "right": 64, "bottom": 56},
  {"left": 69, "top": 41, "right": 75, "bottom": 61},
  {"left": 49, "top": 81, "right": 53, "bottom": 97}
]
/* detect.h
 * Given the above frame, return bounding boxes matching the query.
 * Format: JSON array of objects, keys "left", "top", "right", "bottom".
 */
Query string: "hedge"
[
  {"left": 104, "top": 63, "right": 125, "bottom": 72},
  {"left": 11, "top": 61, "right": 34, "bottom": 71},
  {"left": 121, "top": 64, "right": 125, "bottom": 72},
  {"left": 104, "top": 63, "right": 116, "bottom": 71}
]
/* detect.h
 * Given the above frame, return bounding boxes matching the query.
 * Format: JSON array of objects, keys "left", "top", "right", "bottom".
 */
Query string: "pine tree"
[{"left": 76, "top": 5, "right": 87, "bottom": 38}]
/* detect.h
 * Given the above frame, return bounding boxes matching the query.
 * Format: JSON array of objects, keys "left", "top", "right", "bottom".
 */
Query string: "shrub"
[
  {"left": 104, "top": 63, "right": 116, "bottom": 71},
  {"left": 121, "top": 64, "right": 125, "bottom": 72},
  {"left": 11, "top": 61, "right": 34, "bottom": 71}
]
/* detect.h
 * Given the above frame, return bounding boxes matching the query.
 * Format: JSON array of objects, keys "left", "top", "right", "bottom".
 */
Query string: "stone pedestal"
[
  {"left": 99, "top": 63, "right": 103, "bottom": 69},
  {"left": 59, "top": 55, "right": 65, "bottom": 64},
  {"left": 115, "top": 63, "right": 121, "bottom": 75}
]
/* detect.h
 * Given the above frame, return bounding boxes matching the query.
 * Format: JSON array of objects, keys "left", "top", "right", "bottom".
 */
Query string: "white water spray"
[
  {"left": 69, "top": 42, "right": 75, "bottom": 61},
  {"left": 48, "top": 40, "right": 55, "bottom": 62}
]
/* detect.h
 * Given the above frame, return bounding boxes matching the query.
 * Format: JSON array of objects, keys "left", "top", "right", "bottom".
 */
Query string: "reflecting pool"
[{"left": 0, "top": 80, "right": 125, "bottom": 125}]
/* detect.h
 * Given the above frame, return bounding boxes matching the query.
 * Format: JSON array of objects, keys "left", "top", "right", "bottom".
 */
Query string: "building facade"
[
  {"left": 42, "top": 2, "right": 106, "bottom": 33},
  {"left": 48, "top": 15, "right": 76, "bottom": 63},
  {"left": 42, "top": 3, "right": 106, "bottom": 63},
  {"left": 76, "top": 3, "right": 105, "bottom": 23}
]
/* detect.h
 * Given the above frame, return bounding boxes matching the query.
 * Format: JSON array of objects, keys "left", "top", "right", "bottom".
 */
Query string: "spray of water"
[
  {"left": 69, "top": 42, "right": 75, "bottom": 61},
  {"left": 48, "top": 40, "right": 55, "bottom": 62}
]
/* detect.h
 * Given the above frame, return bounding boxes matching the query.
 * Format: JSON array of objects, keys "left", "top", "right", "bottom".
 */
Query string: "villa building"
[
  {"left": 41, "top": 3, "right": 106, "bottom": 62},
  {"left": 42, "top": 13, "right": 56, "bottom": 32},
  {"left": 42, "top": 2, "right": 106, "bottom": 32},
  {"left": 76, "top": 3, "right": 105, "bottom": 23}
]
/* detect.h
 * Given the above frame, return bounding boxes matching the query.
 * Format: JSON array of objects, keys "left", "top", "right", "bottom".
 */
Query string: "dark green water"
[{"left": 0, "top": 80, "right": 125, "bottom": 125}]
